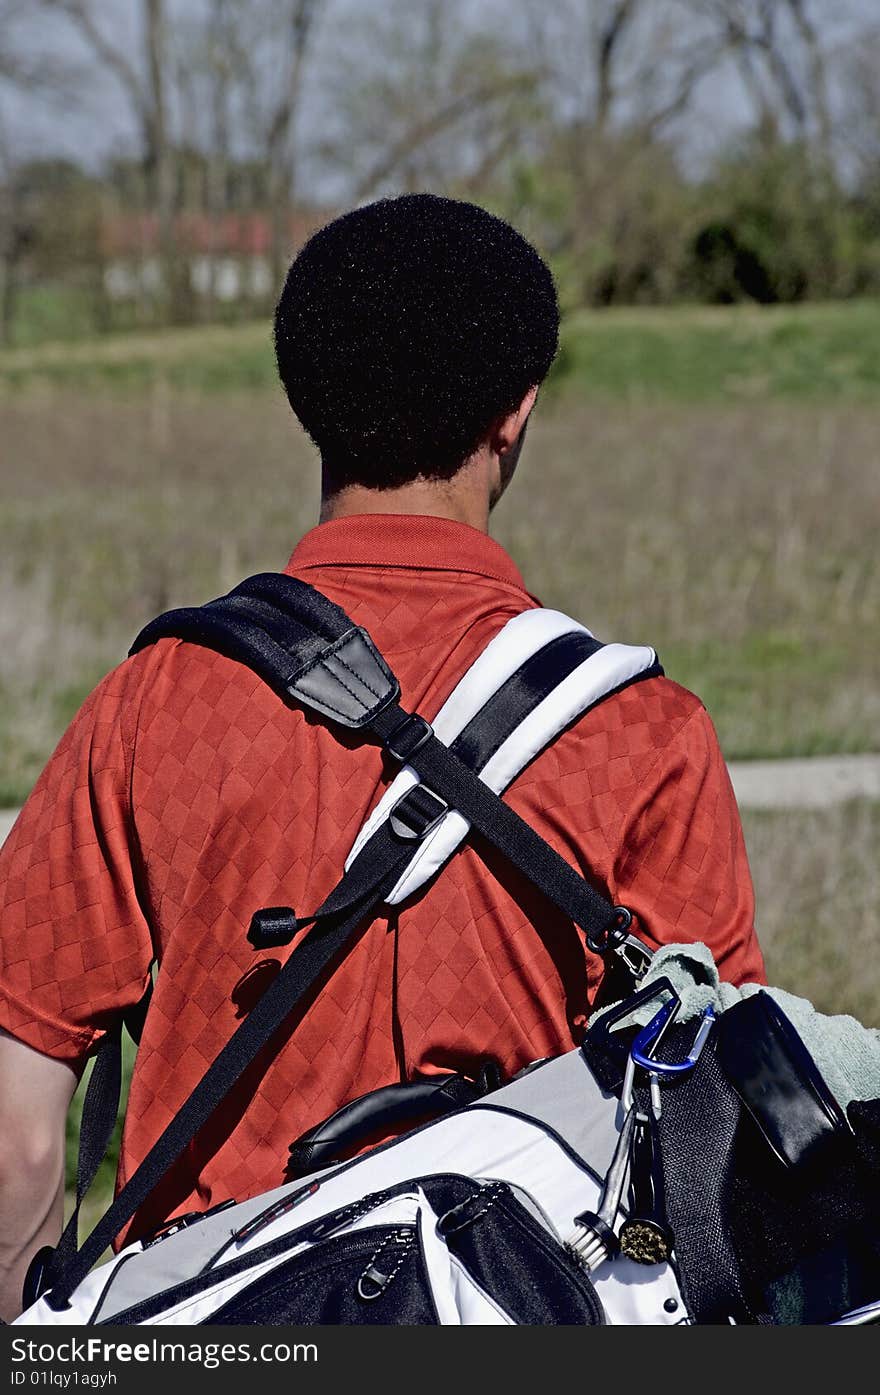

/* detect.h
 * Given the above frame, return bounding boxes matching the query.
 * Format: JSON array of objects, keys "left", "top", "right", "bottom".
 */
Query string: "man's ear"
[{"left": 491, "top": 385, "right": 539, "bottom": 457}]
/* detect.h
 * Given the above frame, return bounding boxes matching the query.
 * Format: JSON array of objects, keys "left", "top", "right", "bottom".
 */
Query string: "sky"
[{"left": 0, "top": 0, "right": 875, "bottom": 193}]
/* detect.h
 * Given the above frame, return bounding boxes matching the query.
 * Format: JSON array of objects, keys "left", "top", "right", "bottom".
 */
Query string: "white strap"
[{"left": 346, "top": 608, "right": 657, "bottom": 906}]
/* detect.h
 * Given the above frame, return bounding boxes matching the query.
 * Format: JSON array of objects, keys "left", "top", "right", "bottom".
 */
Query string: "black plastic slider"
[
  {"left": 247, "top": 906, "right": 299, "bottom": 950},
  {"left": 383, "top": 712, "right": 434, "bottom": 763},
  {"left": 388, "top": 785, "right": 448, "bottom": 841}
]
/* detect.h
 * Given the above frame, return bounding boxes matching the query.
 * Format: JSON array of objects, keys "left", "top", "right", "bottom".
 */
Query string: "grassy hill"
[{"left": 4, "top": 298, "right": 880, "bottom": 401}]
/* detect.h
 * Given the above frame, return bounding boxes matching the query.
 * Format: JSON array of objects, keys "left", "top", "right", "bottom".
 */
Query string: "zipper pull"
[{"left": 357, "top": 1230, "right": 413, "bottom": 1301}]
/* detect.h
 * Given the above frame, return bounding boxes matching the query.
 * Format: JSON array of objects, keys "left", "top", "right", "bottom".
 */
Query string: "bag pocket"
[
  {"left": 204, "top": 1221, "right": 439, "bottom": 1325},
  {"left": 204, "top": 1176, "right": 603, "bottom": 1326},
  {"left": 109, "top": 1173, "right": 604, "bottom": 1326},
  {"left": 426, "top": 1177, "right": 604, "bottom": 1326}
]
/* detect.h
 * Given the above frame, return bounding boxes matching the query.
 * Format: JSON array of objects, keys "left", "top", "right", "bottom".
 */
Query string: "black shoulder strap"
[
  {"left": 43, "top": 575, "right": 654, "bottom": 1310},
  {"left": 130, "top": 573, "right": 642, "bottom": 948},
  {"left": 131, "top": 572, "right": 402, "bottom": 728}
]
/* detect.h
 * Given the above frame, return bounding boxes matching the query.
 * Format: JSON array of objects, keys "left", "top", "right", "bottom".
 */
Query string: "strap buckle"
[
  {"left": 384, "top": 712, "right": 434, "bottom": 764},
  {"left": 389, "top": 785, "right": 448, "bottom": 841}
]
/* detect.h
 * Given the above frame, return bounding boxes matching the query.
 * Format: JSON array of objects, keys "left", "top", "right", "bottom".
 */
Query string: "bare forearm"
[
  {"left": 0, "top": 1030, "right": 80, "bottom": 1322},
  {"left": 0, "top": 1161, "right": 65, "bottom": 1322}
]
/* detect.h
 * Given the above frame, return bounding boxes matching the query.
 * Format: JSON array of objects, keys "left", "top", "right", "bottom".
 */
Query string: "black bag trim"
[
  {"left": 103, "top": 1186, "right": 433, "bottom": 1325},
  {"left": 106, "top": 1173, "right": 601, "bottom": 1328},
  {"left": 448, "top": 630, "right": 604, "bottom": 769},
  {"left": 99, "top": 1171, "right": 513, "bottom": 1325}
]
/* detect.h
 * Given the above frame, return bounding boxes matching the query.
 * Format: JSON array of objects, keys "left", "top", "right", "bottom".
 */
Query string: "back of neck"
[{"left": 320, "top": 458, "right": 492, "bottom": 533}]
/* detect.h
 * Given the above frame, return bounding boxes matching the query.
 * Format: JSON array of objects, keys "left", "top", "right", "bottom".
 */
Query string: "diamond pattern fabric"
[{"left": 0, "top": 515, "right": 764, "bottom": 1241}]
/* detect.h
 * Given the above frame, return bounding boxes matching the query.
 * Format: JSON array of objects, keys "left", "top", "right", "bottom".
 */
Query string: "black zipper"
[{"left": 206, "top": 1226, "right": 416, "bottom": 1322}]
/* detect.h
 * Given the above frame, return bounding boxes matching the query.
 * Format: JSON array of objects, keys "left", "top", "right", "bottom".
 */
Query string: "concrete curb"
[
  {"left": 727, "top": 754, "right": 880, "bottom": 810},
  {"left": 0, "top": 809, "right": 18, "bottom": 846}
]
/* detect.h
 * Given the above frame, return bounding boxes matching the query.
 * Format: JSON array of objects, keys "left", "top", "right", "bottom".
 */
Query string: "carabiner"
[
  {"left": 631, "top": 1002, "right": 717, "bottom": 1077},
  {"left": 621, "top": 996, "right": 679, "bottom": 1113}
]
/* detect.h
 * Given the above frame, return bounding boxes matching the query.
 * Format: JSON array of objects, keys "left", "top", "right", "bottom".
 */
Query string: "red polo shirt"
[{"left": 0, "top": 515, "right": 764, "bottom": 1240}]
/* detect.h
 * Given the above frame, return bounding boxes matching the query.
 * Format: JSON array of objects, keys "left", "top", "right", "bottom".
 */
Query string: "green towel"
[{"left": 593, "top": 941, "right": 880, "bottom": 1110}]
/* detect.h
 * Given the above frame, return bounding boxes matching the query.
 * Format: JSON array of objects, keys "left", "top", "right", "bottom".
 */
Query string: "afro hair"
[{"left": 273, "top": 193, "right": 559, "bottom": 492}]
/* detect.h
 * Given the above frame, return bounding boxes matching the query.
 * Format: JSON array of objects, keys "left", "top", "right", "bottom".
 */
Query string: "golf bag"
[{"left": 16, "top": 575, "right": 880, "bottom": 1326}]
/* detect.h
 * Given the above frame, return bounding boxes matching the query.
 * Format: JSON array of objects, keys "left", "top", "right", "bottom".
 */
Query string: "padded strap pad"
[
  {"left": 286, "top": 626, "right": 399, "bottom": 728},
  {"left": 131, "top": 575, "right": 400, "bottom": 729}
]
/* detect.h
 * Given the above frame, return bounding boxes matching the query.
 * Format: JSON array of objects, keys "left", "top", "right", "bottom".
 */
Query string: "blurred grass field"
[
  {"left": 0, "top": 301, "right": 877, "bottom": 1209},
  {"left": 2, "top": 304, "right": 878, "bottom": 802}
]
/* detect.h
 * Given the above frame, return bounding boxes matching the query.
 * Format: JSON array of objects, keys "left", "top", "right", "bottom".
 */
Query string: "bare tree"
[
  {"left": 200, "top": 0, "right": 237, "bottom": 312},
  {"left": 0, "top": 115, "right": 19, "bottom": 345},
  {"left": 316, "top": 0, "right": 544, "bottom": 203},
  {"left": 692, "top": 0, "right": 834, "bottom": 157},
  {"left": 144, "top": 0, "right": 175, "bottom": 307},
  {"left": 206, "top": 0, "right": 235, "bottom": 218},
  {"left": 514, "top": 1, "right": 726, "bottom": 303},
  {"left": 169, "top": 0, "right": 245, "bottom": 313},
  {"left": 521, "top": 0, "right": 723, "bottom": 139},
  {"left": 0, "top": 0, "right": 85, "bottom": 341},
  {"left": 41, "top": 0, "right": 178, "bottom": 311},
  {"left": 785, "top": 0, "right": 833, "bottom": 166},
  {"left": 835, "top": 24, "right": 880, "bottom": 190},
  {"left": 0, "top": 3, "right": 28, "bottom": 343},
  {"left": 262, "top": 1, "right": 322, "bottom": 286},
  {"left": 176, "top": 0, "right": 324, "bottom": 297},
  {"left": 595, "top": 0, "right": 639, "bottom": 133}
]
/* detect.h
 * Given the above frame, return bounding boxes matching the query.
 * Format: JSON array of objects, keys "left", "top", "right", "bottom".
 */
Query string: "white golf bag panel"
[{"left": 19, "top": 1049, "right": 685, "bottom": 1327}]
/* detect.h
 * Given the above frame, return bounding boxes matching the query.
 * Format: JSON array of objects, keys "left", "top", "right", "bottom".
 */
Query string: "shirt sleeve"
[
  {"left": 0, "top": 656, "right": 155, "bottom": 1063},
  {"left": 611, "top": 703, "right": 766, "bottom": 988}
]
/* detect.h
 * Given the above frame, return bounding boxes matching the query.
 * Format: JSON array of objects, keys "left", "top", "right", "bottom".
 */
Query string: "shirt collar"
[{"left": 285, "top": 514, "right": 528, "bottom": 591}]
